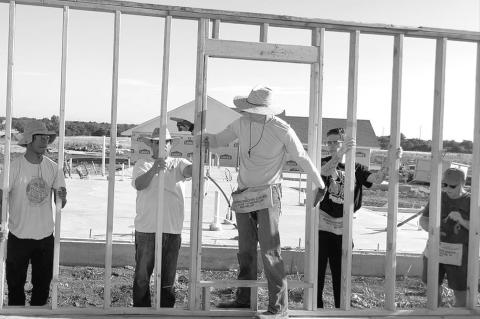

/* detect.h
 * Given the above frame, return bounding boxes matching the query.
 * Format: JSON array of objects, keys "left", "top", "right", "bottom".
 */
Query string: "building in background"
[{"left": 121, "top": 100, "right": 379, "bottom": 170}]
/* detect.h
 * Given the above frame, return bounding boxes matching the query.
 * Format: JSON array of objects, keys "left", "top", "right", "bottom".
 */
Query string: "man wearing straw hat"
[
  {"left": 205, "top": 85, "right": 326, "bottom": 319},
  {"left": 0, "top": 119, "right": 67, "bottom": 306},
  {"left": 132, "top": 128, "right": 192, "bottom": 307}
]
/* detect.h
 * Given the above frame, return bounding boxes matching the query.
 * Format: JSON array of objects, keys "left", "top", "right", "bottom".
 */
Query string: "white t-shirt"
[
  {"left": 211, "top": 116, "right": 322, "bottom": 188},
  {"left": 132, "top": 157, "right": 191, "bottom": 234},
  {"left": 0, "top": 155, "right": 66, "bottom": 240}
]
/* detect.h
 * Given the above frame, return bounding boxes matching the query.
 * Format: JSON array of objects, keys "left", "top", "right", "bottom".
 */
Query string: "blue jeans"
[
  {"left": 133, "top": 231, "right": 181, "bottom": 307},
  {"left": 234, "top": 184, "right": 287, "bottom": 314},
  {"left": 6, "top": 232, "right": 54, "bottom": 306}
]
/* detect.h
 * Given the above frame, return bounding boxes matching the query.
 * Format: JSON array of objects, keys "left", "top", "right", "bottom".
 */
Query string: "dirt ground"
[{"left": 8, "top": 265, "right": 462, "bottom": 310}]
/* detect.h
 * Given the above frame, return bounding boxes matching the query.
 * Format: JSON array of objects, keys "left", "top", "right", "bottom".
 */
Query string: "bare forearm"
[
  {"left": 135, "top": 168, "right": 157, "bottom": 190},
  {"left": 367, "top": 168, "right": 387, "bottom": 184},
  {"left": 321, "top": 154, "right": 341, "bottom": 175}
]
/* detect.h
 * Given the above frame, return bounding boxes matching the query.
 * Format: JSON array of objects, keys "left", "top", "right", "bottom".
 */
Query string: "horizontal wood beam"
[
  {"left": 1, "top": 0, "right": 479, "bottom": 41},
  {"left": 205, "top": 39, "right": 318, "bottom": 63},
  {"left": 198, "top": 280, "right": 313, "bottom": 288}
]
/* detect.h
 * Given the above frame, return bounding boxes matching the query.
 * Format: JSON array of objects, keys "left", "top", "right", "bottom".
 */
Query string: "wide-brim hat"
[
  {"left": 18, "top": 120, "right": 56, "bottom": 147},
  {"left": 147, "top": 127, "right": 172, "bottom": 141},
  {"left": 233, "top": 85, "right": 284, "bottom": 116}
]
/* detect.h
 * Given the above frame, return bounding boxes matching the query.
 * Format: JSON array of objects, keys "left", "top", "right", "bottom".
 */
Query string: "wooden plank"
[
  {"left": 205, "top": 39, "right": 318, "bottom": 64},
  {"left": 212, "top": 19, "right": 219, "bottom": 39},
  {"left": 198, "top": 280, "right": 313, "bottom": 289},
  {"left": 153, "top": 15, "right": 171, "bottom": 310},
  {"left": 340, "top": 30, "right": 360, "bottom": 311},
  {"left": 0, "top": 306, "right": 479, "bottom": 317},
  {"left": 103, "top": 10, "right": 121, "bottom": 308},
  {"left": 384, "top": 33, "right": 403, "bottom": 311},
  {"left": 189, "top": 18, "right": 208, "bottom": 310},
  {"left": 259, "top": 23, "right": 268, "bottom": 42},
  {"left": 51, "top": 5, "right": 69, "bottom": 310},
  {"left": 304, "top": 27, "right": 324, "bottom": 311},
  {"left": 312, "top": 28, "right": 325, "bottom": 311},
  {"left": 0, "top": 0, "right": 15, "bottom": 309},
  {"left": 250, "top": 286, "right": 258, "bottom": 311},
  {"left": 202, "top": 287, "right": 210, "bottom": 310},
  {"left": 466, "top": 42, "right": 480, "bottom": 309},
  {"left": 426, "top": 37, "right": 447, "bottom": 310},
  {"left": 2, "top": 0, "right": 480, "bottom": 41}
]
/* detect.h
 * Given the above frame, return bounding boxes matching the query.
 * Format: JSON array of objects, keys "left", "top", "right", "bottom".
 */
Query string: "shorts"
[{"left": 422, "top": 255, "right": 467, "bottom": 291}]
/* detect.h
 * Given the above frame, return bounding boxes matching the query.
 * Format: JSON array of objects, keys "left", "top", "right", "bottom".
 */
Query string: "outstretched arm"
[
  {"left": 284, "top": 128, "right": 324, "bottom": 189},
  {"left": 321, "top": 138, "right": 356, "bottom": 175},
  {"left": 367, "top": 146, "right": 403, "bottom": 184}
]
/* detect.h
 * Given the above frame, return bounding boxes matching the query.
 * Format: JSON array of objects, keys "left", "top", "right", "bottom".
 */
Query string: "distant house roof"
[
  {"left": 277, "top": 112, "right": 379, "bottom": 148},
  {"left": 121, "top": 96, "right": 240, "bottom": 136},
  {"left": 122, "top": 99, "right": 379, "bottom": 149}
]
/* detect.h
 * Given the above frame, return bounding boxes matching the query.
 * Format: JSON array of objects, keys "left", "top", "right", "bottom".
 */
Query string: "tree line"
[
  {"left": 378, "top": 134, "right": 473, "bottom": 154},
  {"left": 1, "top": 115, "right": 135, "bottom": 137}
]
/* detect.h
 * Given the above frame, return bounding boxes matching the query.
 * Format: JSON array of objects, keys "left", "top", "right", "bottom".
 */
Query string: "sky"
[{"left": 0, "top": 0, "right": 478, "bottom": 141}]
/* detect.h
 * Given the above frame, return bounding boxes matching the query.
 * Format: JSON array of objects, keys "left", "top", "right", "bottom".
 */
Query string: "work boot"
[
  {"left": 255, "top": 311, "right": 289, "bottom": 319},
  {"left": 217, "top": 299, "right": 250, "bottom": 309}
]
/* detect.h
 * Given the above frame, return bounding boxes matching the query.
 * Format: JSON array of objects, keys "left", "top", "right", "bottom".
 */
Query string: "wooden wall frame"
[{"left": 0, "top": 0, "right": 479, "bottom": 317}]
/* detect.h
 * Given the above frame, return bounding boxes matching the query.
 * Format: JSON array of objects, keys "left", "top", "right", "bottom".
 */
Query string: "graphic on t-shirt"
[
  {"left": 26, "top": 177, "right": 49, "bottom": 206},
  {"left": 329, "top": 169, "right": 345, "bottom": 204}
]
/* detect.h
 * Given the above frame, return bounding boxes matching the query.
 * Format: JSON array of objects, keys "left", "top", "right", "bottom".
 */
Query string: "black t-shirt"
[
  {"left": 421, "top": 192, "right": 470, "bottom": 245},
  {"left": 319, "top": 156, "right": 373, "bottom": 218}
]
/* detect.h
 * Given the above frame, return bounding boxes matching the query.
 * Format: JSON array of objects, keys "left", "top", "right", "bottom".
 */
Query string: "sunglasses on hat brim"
[{"left": 152, "top": 139, "right": 172, "bottom": 145}]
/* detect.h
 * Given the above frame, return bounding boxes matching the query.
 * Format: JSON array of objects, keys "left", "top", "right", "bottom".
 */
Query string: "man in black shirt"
[{"left": 317, "top": 127, "right": 401, "bottom": 308}]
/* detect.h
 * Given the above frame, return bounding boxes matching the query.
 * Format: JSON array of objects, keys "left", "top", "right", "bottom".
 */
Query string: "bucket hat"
[{"left": 18, "top": 120, "right": 56, "bottom": 147}]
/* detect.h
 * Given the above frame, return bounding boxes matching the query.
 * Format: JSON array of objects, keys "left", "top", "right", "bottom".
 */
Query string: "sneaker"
[
  {"left": 216, "top": 300, "right": 250, "bottom": 308},
  {"left": 255, "top": 310, "right": 289, "bottom": 319}
]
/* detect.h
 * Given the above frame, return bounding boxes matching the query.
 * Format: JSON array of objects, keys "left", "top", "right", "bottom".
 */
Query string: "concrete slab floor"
[{"left": 59, "top": 167, "right": 428, "bottom": 254}]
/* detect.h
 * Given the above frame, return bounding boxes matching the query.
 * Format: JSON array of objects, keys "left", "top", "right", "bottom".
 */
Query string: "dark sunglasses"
[
  {"left": 442, "top": 183, "right": 458, "bottom": 189},
  {"left": 326, "top": 140, "right": 342, "bottom": 146}
]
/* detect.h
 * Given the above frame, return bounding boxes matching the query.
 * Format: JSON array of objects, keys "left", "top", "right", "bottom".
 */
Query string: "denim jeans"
[
  {"left": 6, "top": 232, "right": 54, "bottom": 306},
  {"left": 133, "top": 231, "right": 181, "bottom": 307},
  {"left": 234, "top": 184, "right": 287, "bottom": 314}
]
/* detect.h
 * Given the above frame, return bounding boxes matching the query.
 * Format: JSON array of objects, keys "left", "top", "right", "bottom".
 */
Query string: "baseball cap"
[{"left": 442, "top": 168, "right": 466, "bottom": 186}]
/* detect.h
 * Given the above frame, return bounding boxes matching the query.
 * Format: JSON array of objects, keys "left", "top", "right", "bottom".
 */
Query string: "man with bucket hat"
[
  {"left": 420, "top": 167, "right": 471, "bottom": 307},
  {"left": 205, "top": 86, "right": 326, "bottom": 318},
  {"left": 0, "top": 119, "right": 67, "bottom": 306},
  {"left": 131, "top": 127, "right": 192, "bottom": 307}
]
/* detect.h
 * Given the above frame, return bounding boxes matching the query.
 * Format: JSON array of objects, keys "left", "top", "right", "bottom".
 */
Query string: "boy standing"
[
  {"left": 0, "top": 120, "right": 67, "bottom": 305},
  {"left": 317, "top": 127, "right": 401, "bottom": 308}
]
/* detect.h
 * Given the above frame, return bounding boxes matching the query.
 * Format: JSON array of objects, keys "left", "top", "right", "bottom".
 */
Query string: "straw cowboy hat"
[
  {"left": 233, "top": 85, "right": 284, "bottom": 116},
  {"left": 144, "top": 127, "right": 172, "bottom": 142},
  {"left": 18, "top": 120, "right": 56, "bottom": 147}
]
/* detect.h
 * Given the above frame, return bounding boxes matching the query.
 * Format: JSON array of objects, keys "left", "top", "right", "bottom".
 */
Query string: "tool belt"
[{"left": 231, "top": 184, "right": 275, "bottom": 213}]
